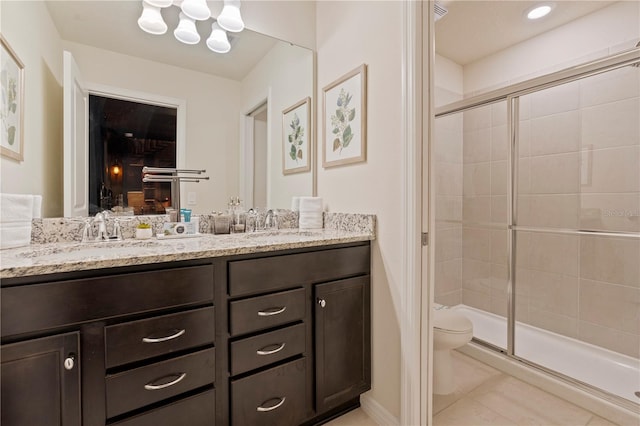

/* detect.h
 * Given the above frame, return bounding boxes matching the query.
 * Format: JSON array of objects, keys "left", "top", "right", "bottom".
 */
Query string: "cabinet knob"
[
  {"left": 317, "top": 298, "right": 326, "bottom": 308},
  {"left": 64, "top": 354, "right": 75, "bottom": 371}
]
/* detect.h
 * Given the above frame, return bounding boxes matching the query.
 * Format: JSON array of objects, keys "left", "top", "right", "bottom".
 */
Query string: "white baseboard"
[{"left": 360, "top": 393, "right": 400, "bottom": 426}]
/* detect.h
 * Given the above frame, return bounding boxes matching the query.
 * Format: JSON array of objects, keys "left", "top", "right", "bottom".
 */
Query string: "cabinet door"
[
  {"left": 1, "top": 332, "right": 81, "bottom": 426},
  {"left": 314, "top": 276, "right": 371, "bottom": 413}
]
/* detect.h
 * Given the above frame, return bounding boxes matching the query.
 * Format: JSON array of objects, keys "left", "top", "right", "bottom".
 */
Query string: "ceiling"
[
  {"left": 45, "top": 1, "right": 279, "bottom": 80},
  {"left": 435, "top": 0, "right": 618, "bottom": 65},
  {"left": 45, "top": 1, "right": 621, "bottom": 77}
]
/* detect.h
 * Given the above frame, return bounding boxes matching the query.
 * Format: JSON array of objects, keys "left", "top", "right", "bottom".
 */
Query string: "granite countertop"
[{"left": 0, "top": 228, "right": 374, "bottom": 279}]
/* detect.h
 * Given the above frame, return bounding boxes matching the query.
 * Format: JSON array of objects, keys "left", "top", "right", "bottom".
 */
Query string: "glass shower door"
[
  {"left": 433, "top": 100, "right": 510, "bottom": 352},
  {"left": 513, "top": 66, "right": 640, "bottom": 405}
]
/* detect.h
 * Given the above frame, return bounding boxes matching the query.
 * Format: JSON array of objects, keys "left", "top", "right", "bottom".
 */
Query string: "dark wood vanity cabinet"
[
  {"left": 1, "top": 261, "right": 215, "bottom": 426},
  {"left": 315, "top": 276, "right": 371, "bottom": 413},
  {"left": 1, "top": 332, "right": 81, "bottom": 426},
  {"left": 1, "top": 241, "right": 371, "bottom": 426},
  {"left": 224, "top": 242, "right": 371, "bottom": 425}
]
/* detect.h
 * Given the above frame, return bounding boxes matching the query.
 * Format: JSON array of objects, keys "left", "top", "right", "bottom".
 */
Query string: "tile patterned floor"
[
  {"left": 432, "top": 351, "right": 621, "bottom": 426},
  {"left": 325, "top": 407, "right": 380, "bottom": 426},
  {"left": 326, "top": 351, "right": 623, "bottom": 426}
]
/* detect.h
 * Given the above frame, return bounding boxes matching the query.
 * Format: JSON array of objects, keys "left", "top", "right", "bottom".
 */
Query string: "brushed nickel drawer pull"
[
  {"left": 144, "top": 372, "right": 187, "bottom": 390},
  {"left": 256, "top": 396, "right": 286, "bottom": 412},
  {"left": 257, "top": 306, "right": 286, "bottom": 317},
  {"left": 256, "top": 343, "right": 286, "bottom": 356},
  {"left": 142, "top": 329, "right": 186, "bottom": 343}
]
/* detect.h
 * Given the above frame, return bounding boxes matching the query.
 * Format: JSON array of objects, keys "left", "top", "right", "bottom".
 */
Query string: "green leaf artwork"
[
  {"left": 330, "top": 88, "right": 356, "bottom": 153},
  {"left": 1, "top": 68, "right": 18, "bottom": 146},
  {"left": 287, "top": 112, "right": 305, "bottom": 162}
]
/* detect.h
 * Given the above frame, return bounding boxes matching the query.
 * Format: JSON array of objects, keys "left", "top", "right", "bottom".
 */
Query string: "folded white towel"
[
  {"left": 1, "top": 193, "right": 40, "bottom": 249},
  {"left": 1, "top": 193, "right": 35, "bottom": 223},
  {"left": 299, "top": 197, "right": 323, "bottom": 213},
  {"left": 32, "top": 195, "right": 42, "bottom": 219},
  {"left": 299, "top": 209, "right": 323, "bottom": 230},
  {"left": 291, "top": 197, "right": 301, "bottom": 212},
  {"left": 299, "top": 221, "right": 323, "bottom": 230},
  {"left": 0, "top": 222, "right": 32, "bottom": 249}
]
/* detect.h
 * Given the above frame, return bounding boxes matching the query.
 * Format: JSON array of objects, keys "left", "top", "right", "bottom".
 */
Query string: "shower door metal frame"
[{"left": 435, "top": 45, "right": 640, "bottom": 413}]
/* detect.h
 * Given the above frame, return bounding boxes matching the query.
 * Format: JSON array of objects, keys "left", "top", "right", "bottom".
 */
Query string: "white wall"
[
  {"left": 241, "top": 42, "right": 313, "bottom": 209},
  {"left": 464, "top": 1, "right": 640, "bottom": 95},
  {"left": 241, "top": 0, "right": 316, "bottom": 50},
  {"left": 62, "top": 41, "right": 241, "bottom": 215},
  {"left": 435, "top": 53, "right": 463, "bottom": 105},
  {"left": 0, "top": 0, "right": 64, "bottom": 217},
  {"left": 316, "top": 1, "right": 403, "bottom": 419}
]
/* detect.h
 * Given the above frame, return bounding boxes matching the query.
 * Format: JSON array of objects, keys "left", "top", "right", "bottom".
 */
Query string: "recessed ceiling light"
[{"left": 526, "top": 4, "right": 553, "bottom": 20}]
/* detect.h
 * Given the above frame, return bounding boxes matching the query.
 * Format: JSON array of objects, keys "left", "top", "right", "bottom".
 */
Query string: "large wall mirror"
[{"left": 0, "top": 1, "right": 315, "bottom": 218}]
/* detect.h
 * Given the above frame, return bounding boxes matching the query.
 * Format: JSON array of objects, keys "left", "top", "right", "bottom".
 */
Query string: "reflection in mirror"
[
  {"left": 88, "top": 95, "right": 177, "bottom": 216},
  {"left": 0, "top": 0, "right": 314, "bottom": 218}
]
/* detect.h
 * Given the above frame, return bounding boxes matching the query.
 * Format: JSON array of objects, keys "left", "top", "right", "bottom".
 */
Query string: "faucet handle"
[
  {"left": 81, "top": 219, "right": 94, "bottom": 243},
  {"left": 112, "top": 219, "right": 123, "bottom": 241}
]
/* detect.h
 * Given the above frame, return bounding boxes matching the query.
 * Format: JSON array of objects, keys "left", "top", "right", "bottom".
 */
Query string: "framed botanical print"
[
  {"left": 322, "top": 64, "right": 367, "bottom": 168},
  {"left": 1, "top": 35, "right": 24, "bottom": 161},
  {"left": 282, "top": 97, "right": 311, "bottom": 175}
]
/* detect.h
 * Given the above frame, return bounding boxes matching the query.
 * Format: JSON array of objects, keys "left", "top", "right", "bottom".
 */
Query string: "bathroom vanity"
[{"left": 0, "top": 228, "right": 372, "bottom": 426}]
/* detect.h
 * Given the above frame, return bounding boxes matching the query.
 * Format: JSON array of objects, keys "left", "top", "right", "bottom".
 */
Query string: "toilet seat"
[{"left": 433, "top": 309, "right": 473, "bottom": 334}]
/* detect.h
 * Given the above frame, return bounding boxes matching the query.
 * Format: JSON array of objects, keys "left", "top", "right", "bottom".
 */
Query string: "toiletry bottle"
[{"left": 234, "top": 198, "right": 246, "bottom": 233}]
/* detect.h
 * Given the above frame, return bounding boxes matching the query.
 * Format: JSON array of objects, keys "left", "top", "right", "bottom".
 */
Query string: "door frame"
[
  {"left": 397, "top": 1, "right": 431, "bottom": 425},
  {"left": 240, "top": 91, "right": 271, "bottom": 209}
]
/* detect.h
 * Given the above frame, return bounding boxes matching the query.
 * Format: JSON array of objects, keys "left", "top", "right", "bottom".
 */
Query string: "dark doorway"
[{"left": 88, "top": 95, "right": 177, "bottom": 215}]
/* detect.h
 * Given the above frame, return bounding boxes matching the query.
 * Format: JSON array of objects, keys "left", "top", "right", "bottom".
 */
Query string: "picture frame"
[
  {"left": 322, "top": 64, "right": 367, "bottom": 168},
  {"left": 1, "top": 35, "right": 24, "bottom": 162},
  {"left": 282, "top": 96, "right": 311, "bottom": 175}
]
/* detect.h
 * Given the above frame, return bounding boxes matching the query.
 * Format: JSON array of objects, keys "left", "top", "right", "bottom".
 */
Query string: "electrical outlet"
[{"left": 187, "top": 192, "right": 197, "bottom": 205}]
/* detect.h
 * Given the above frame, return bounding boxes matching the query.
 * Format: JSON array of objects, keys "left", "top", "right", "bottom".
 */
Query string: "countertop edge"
[{"left": 1, "top": 232, "right": 374, "bottom": 279}]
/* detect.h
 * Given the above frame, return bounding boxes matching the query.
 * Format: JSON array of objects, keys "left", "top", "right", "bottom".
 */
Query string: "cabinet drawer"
[
  {"left": 2, "top": 264, "right": 214, "bottom": 337},
  {"left": 111, "top": 389, "right": 215, "bottom": 426},
  {"left": 229, "top": 288, "right": 305, "bottom": 336},
  {"left": 231, "top": 358, "right": 306, "bottom": 426},
  {"left": 105, "top": 307, "right": 215, "bottom": 368},
  {"left": 106, "top": 348, "right": 215, "bottom": 418},
  {"left": 228, "top": 245, "right": 370, "bottom": 297},
  {"left": 230, "top": 323, "right": 305, "bottom": 376}
]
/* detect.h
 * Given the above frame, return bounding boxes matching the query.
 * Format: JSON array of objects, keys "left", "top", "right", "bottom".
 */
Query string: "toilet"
[{"left": 433, "top": 307, "right": 473, "bottom": 395}]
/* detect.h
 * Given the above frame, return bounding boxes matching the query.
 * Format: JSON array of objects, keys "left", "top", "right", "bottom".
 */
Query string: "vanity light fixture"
[
  {"left": 136, "top": 0, "right": 244, "bottom": 53},
  {"left": 206, "top": 22, "right": 231, "bottom": 53},
  {"left": 180, "top": 0, "right": 211, "bottom": 21},
  {"left": 137, "top": 2, "right": 168, "bottom": 35},
  {"left": 217, "top": 0, "right": 244, "bottom": 32},
  {"left": 174, "top": 13, "right": 200, "bottom": 44},
  {"left": 526, "top": 3, "right": 554, "bottom": 20}
]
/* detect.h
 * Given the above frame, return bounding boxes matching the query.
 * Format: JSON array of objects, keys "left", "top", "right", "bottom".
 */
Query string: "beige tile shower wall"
[
  {"left": 434, "top": 86, "right": 464, "bottom": 307},
  {"left": 461, "top": 102, "right": 510, "bottom": 317},
  {"left": 461, "top": 66, "right": 640, "bottom": 358},
  {"left": 514, "top": 65, "right": 640, "bottom": 358}
]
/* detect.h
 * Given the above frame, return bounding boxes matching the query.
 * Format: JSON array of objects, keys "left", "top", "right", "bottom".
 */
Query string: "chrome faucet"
[
  {"left": 81, "top": 219, "right": 94, "bottom": 243},
  {"left": 94, "top": 212, "right": 108, "bottom": 241},
  {"left": 264, "top": 209, "right": 278, "bottom": 230},
  {"left": 82, "top": 212, "right": 123, "bottom": 242}
]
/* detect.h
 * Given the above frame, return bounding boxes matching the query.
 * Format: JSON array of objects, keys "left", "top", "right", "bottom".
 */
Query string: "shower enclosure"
[{"left": 433, "top": 47, "right": 640, "bottom": 411}]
